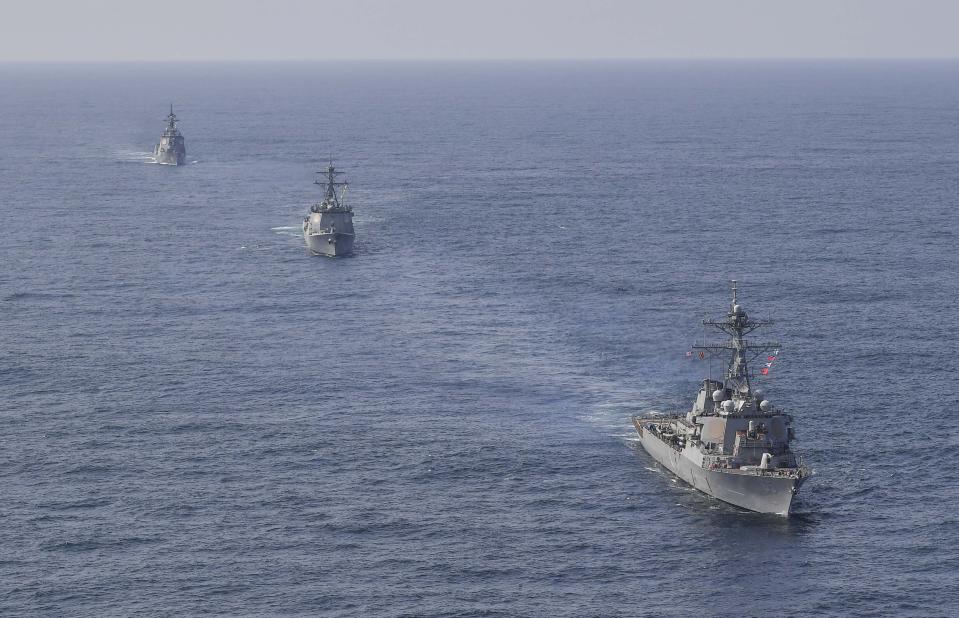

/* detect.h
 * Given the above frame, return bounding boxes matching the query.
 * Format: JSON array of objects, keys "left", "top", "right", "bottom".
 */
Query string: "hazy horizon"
[
  {"left": 5, "top": 57, "right": 959, "bottom": 65},
  {"left": 2, "top": 0, "right": 959, "bottom": 62}
]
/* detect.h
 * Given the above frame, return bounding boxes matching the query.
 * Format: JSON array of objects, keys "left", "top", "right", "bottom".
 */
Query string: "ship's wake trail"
[
  {"left": 270, "top": 226, "right": 301, "bottom": 237},
  {"left": 578, "top": 382, "right": 667, "bottom": 441},
  {"left": 116, "top": 150, "right": 157, "bottom": 163},
  {"left": 351, "top": 215, "right": 386, "bottom": 224}
]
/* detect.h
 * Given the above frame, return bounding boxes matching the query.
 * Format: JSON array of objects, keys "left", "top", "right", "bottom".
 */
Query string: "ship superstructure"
[
  {"left": 303, "top": 159, "right": 355, "bottom": 257},
  {"left": 153, "top": 104, "right": 186, "bottom": 166},
  {"left": 632, "top": 281, "right": 809, "bottom": 515}
]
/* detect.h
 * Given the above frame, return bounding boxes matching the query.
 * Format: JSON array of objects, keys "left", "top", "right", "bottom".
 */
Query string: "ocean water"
[{"left": 1, "top": 61, "right": 957, "bottom": 617}]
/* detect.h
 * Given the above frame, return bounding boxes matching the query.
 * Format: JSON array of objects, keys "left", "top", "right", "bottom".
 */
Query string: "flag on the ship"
[{"left": 761, "top": 348, "right": 780, "bottom": 375}]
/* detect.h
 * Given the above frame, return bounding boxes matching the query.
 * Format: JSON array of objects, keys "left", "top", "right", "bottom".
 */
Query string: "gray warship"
[
  {"left": 303, "top": 159, "right": 355, "bottom": 257},
  {"left": 153, "top": 104, "right": 186, "bottom": 166},
  {"left": 632, "top": 281, "right": 809, "bottom": 515}
]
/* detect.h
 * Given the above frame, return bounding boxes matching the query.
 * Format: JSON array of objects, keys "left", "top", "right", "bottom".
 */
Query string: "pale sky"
[{"left": 2, "top": 0, "right": 958, "bottom": 62}]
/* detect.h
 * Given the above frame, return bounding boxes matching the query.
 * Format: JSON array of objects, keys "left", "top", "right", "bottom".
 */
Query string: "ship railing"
[
  {"left": 703, "top": 455, "right": 805, "bottom": 479},
  {"left": 704, "top": 462, "right": 802, "bottom": 479},
  {"left": 644, "top": 423, "right": 687, "bottom": 453},
  {"left": 733, "top": 467, "right": 802, "bottom": 478},
  {"left": 701, "top": 455, "right": 733, "bottom": 469},
  {"left": 736, "top": 436, "right": 773, "bottom": 447}
]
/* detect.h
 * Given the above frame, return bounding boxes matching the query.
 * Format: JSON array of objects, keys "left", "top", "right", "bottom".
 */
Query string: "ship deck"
[{"left": 632, "top": 415, "right": 808, "bottom": 480}]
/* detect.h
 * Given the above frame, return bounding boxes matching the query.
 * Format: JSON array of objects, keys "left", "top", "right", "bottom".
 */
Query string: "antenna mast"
[
  {"left": 314, "top": 157, "right": 348, "bottom": 208},
  {"left": 692, "top": 281, "right": 780, "bottom": 399}
]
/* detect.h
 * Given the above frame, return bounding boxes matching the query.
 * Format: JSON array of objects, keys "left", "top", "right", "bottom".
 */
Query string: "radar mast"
[
  {"left": 314, "top": 156, "right": 348, "bottom": 208},
  {"left": 692, "top": 280, "right": 780, "bottom": 400},
  {"left": 165, "top": 104, "right": 178, "bottom": 131}
]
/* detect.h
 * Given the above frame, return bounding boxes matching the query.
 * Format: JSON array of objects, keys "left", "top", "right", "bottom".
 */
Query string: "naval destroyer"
[
  {"left": 303, "top": 159, "right": 355, "bottom": 257},
  {"left": 153, "top": 104, "right": 186, "bottom": 166},
  {"left": 632, "top": 281, "right": 809, "bottom": 515}
]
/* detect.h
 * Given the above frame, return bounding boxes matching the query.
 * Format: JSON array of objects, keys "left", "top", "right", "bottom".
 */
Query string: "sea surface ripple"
[{"left": 1, "top": 61, "right": 957, "bottom": 617}]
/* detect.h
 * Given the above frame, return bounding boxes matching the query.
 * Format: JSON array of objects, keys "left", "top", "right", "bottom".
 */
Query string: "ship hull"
[
  {"left": 305, "top": 231, "right": 354, "bottom": 257},
  {"left": 636, "top": 421, "right": 802, "bottom": 516},
  {"left": 154, "top": 146, "right": 186, "bottom": 166}
]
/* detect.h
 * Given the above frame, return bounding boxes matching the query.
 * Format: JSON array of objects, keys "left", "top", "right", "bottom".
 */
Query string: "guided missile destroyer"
[
  {"left": 633, "top": 281, "right": 809, "bottom": 515},
  {"left": 303, "top": 159, "right": 355, "bottom": 257},
  {"left": 153, "top": 104, "right": 186, "bottom": 166}
]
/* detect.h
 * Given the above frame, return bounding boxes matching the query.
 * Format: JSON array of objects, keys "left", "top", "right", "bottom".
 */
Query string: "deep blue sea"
[{"left": 1, "top": 61, "right": 958, "bottom": 617}]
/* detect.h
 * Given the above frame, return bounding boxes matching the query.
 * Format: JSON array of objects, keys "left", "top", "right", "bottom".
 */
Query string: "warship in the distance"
[
  {"left": 632, "top": 281, "right": 810, "bottom": 515},
  {"left": 153, "top": 104, "right": 186, "bottom": 166},
  {"left": 303, "top": 159, "right": 355, "bottom": 257}
]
